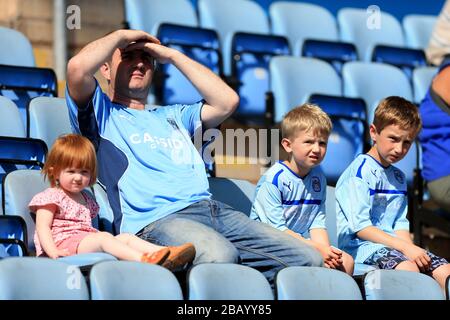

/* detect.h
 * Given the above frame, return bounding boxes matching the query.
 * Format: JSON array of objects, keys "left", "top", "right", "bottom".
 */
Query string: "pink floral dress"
[{"left": 29, "top": 187, "right": 99, "bottom": 256}]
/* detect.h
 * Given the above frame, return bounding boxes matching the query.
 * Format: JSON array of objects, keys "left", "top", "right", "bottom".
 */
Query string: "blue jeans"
[{"left": 137, "top": 199, "right": 323, "bottom": 285}]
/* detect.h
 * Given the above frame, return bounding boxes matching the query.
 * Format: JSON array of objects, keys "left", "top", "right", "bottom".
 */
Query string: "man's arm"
[
  {"left": 432, "top": 66, "right": 450, "bottom": 105},
  {"left": 66, "top": 30, "right": 160, "bottom": 108},
  {"left": 124, "top": 41, "right": 239, "bottom": 129}
]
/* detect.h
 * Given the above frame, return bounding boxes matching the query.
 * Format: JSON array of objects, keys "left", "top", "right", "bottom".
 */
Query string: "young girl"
[{"left": 29, "top": 134, "right": 195, "bottom": 269}]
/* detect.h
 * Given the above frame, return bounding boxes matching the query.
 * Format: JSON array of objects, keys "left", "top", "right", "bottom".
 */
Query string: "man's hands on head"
[{"left": 123, "top": 40, "right": 177, "bottom": 64}]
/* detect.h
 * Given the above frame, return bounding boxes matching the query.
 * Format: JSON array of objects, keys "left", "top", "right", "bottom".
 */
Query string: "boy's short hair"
[
  {"left": 281, "top": 103, "right": 332, "bottom": 139},
  {"left": 42, "top": 134, "right": 97, "bottom": 187},
  {"left": 373, "top": 96, "right": 422, "bottom": 137}
]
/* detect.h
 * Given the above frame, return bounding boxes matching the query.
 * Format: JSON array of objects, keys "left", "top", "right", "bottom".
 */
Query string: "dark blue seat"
[
  {"left": 231, "top": 32, "right": 289, "bottom": 126},
  {"left": 0, "top": 64, "right": 57, "bottom": 136},
  {"left": 302, "top": 39, "right": 357, "bottom": 75},
  {"left": 309, "top": 94, "right": 368, "bottom": 185},
  {"left": 156, "top": 23, "right": 222, "bottom": 105},
  {"left": 0, "top": 215, "right": 28, "bottom": 257},
  {"left": 372, "top": 45, "right": 427, "bottom": 81}
]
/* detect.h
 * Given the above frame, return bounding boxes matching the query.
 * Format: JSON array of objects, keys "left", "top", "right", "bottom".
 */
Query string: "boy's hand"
[
  {"left": 317, "top": 243, "right": 343, "bottom": 269},
  {"left": 401, "top": 244, "right": 431, "bottom": 272}
]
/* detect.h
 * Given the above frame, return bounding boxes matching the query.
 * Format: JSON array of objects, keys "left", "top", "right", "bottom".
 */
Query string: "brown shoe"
[
  {"left": 162, "top": 243, "right": 196, "bottom": 271},
  {"left": 141, "top": 248, "right": 170, "bottom": 265}
]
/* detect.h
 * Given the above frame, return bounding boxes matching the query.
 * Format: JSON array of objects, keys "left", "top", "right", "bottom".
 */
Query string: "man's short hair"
[
  {"left": 373, "top": 96, "right": 422, "bottom": 137},
  {"left": 281, "top": 103, "right": 332, "bottom": 139}
]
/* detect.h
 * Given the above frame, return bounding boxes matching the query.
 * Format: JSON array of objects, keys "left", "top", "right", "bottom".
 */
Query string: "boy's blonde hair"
[
  {"left": 281, "top": 103, "right": 332, "bottom": 139},
  {"left": 373, "top": 96, "right": 422, "bottom": 137},
  {"left": 42, "top": 134, "right": 97, "bottom": 187}
]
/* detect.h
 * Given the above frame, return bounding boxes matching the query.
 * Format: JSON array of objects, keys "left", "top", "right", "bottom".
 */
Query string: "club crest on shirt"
[
  {"left": 393, "top": 169, "right": 404, "bottom": 184},
  {"left": 312, "top": 176, "right": 321, "bottom": 192}
]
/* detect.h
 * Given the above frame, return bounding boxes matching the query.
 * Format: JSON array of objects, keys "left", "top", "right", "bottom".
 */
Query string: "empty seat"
[
  {"left": 342, "top": 61, "right": 413, "bottom": 124},
  {"left": 412, "top": 66, "right": 437, "bottom": 103},
  {"left": 364, "top": 269, "right": 445, "bottom": 300},
  {"left": 0, "top": 65, "right": 57, "bottom": 135},
  {"left": 309, "top": 94, "right": 368, "bottom": 185},
  {"left": 0, "top": 257, "right": 89, "bottom": 300},
  {"left": 403, "top": 14, "right": 437, "bottom": 50},
  {"left": 0, "top": 96, "right": 25, "bottom": 137},
  {"left": 276, "top": 266, "right": 362, "bottom": 300},
  {"left": 231, "top": 32, "right": 289, "bottom": 124},
  {"left": 28, "top": 97, "right": 72, "bottom": 149},
  {"left": 199, "top": 0, "right": 269, "bottom": 75},
  {"left": 269, "top": 1, "right": 338, "bottom": 55},
  {"left": 338, "top": 8, "right": 405, "bottom": 61},
  {"left": 0, "top": 215, "right": 28, "bottom": 257},
  {"left": 125, "top": 0, "right": 197, "bottom": 34},
  {"left": 0, "top": 27, "right": 35, "bottom": 67},
  {"left": 270, "top": 56, "right": 341, "bottom": 123},
  {"left": 208, "top": 177, "right": 256, "bottom": 216},
  {"left": 188, "top": 263, "right": 273, "bottom": 300},
  {"left": 155, "top": 23, "right": 222, "bottom": 105},
  {"left": 90, "top": 261, "right": 183, "bottom": 300}
]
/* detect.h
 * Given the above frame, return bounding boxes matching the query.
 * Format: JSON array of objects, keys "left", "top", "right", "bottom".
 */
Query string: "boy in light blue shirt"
[
  {"left": 336, "top": 96, "right": 450, "bottom": 289},
  {"left": 251, "top": 104, "right": 354, "bottom": 274}
]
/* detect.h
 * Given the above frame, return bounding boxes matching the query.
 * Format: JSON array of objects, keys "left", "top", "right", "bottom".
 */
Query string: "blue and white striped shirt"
[
  {"left": 250, "top": 161, "right": 326, "bottom": 237},
  {"left": 336, "top": 154, "right": 409, "bottom": 263}
]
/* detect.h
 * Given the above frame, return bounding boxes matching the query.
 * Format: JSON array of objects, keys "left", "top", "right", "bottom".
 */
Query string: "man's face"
[
  {"left": 370, "top": 124, "right": 415, "bottom": 166},
  {"left": 106, "top": 48, "right": 155, "bottom": 99}
]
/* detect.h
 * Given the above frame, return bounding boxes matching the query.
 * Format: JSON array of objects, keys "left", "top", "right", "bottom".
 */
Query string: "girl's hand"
[{"left": 47, "top": 248, "right": 70, "bottom": 259}]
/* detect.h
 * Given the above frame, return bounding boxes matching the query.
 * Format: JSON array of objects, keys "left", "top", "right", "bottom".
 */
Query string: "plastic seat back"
[
  {"left": 208, "top": 177, "right": 256, "bottom": 216},
  {"left": 0, "top": 215, "right": 28, "bottom": 257},
  {"left": 338, "top": 8, "right": 405, "bottom": 61},
  {"left": 125, "top": 0, "right": 197, "bottom": 34},
  {"left": 199, "top": 0, "right": 269, "bottom": 75},
  {"left": 0, "top": 96, "right": 25, "bottom": 137},
  {"left": 364, "top": 269, "right": 445, "bottom": 300},
  {"left": 0, "top": 27, "right": 35, "bottom": 67},
  {"left": 403, "top": 14, "right": 437, "bottom": 50},
  {"left": 28, "top": 97, "right": 71, "bottom": 149},
  {"left": 188, "top": 263, "right": 273, "bottom": 300},
  {"left": 0, "top": 257, "right": 89, "bottom": 300},
  {"left": 413, "top": 66, "right": 437, "bottom": 103},
  {"left": 90, "top": 261, "right": 183, "bottom": 300},
  {"left": 270, "top": 56, "right": 341, "bottom": 123},
  {"left": 276, "top": 266, "right": 362, "bottom": 300}
]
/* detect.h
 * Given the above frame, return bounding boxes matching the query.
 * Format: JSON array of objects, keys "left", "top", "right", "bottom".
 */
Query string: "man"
[{"left": 66, "top": 29, "right": 322, "bottom": 284}]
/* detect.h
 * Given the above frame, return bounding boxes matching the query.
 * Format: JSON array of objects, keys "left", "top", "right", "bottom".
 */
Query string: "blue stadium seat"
[
  {"left": 0, "top": 215, "right": 28, "bottom": 257},
  {"left": 0, "top": 96, "right": 25, "bottom": 137},
  {"left": 199, "top": 0, "right": 269, "bottom": 75},
  {"left": 276, "top": 266, "right": 362, "bottom": 300},
  {"left": 90, "top": 261, "right": 183, "bottom": 300},
  {"left": 372, "top": 45, "right": 427, "bottom": 80},
  {"left": 269, "top": 2, "right": 338, "bottom": 54},
  {"left": 2, "top": 170, "right": 116, "bottom": 266},
  {"left": 0, "top": 65, "right": 57, "bottom": 135},
  {"left": 270, "top": 56, "right": 341, "bottom": 123},
  {"left": 364, "top": 269, "right": 445, "bottom": 300},
  {"left": 403, "top": 14, "right": 437, "bottom": 50},
  {"left": 155, "top": 23, "right": 222, "bottom": 105},
  {"left": 338, "top": 8, "right": 405, "bottom": 61},
  {"left": 342, "top": 62, "right": 413, "bottom": 124},
  {"left": 28, "top": 97, "right": 72, "bottom": 149},
  {"left": 309, "top": 94, "right": 368, "bottom": 184},
  {"left": 231, "top": 32, "right": 289, "bottom": 125},
  {"left": 324, "top": 185, "right": 378, "bottom": 276},
  {"left": 90, "top": 183, "right": 115, "bottom": 234},
  {"left": 0, "top": 27, "right": 35, "bottom": 67},
  {"left": 188, "top": 263, "right": 273, "bottom": 300},
  {"left": 0, "top": 257, "right": 89, "bottom": 300},
  {"left": 125, "top": 0, "right": 197, "bottom": 34},
  {"left": 412, "top": 66, "right": 437, "bottom": 103},
  {"left": 302, "top": 40, "right": 358, "bottom": 75},
  {"left": 208, "top": 177, "right": 256, "bottom": 216},
  {"left": 395, "top": 140, "right": 422, "bottom": 189}
]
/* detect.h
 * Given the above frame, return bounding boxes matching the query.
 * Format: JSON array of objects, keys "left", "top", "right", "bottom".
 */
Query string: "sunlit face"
[
  {"left": 57, "top": 167, "right": 91, "bottom": 195},
  {"left": 104, "top": 48, "right": 155, "bottom": 99},
  {"left": 282, "top": 130, "right": 328, "bottom": 174},
  {"left": 369, "top": 124, "right": 415, "bottom": 167}
]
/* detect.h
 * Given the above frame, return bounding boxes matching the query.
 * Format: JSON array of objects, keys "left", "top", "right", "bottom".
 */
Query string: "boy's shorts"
[{"left": 364, "top": 247, "right": 448, "bottom": 272}]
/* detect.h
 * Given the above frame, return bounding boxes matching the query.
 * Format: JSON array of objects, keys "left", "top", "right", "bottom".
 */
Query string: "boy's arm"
[
  {"left": 67, "top": 30, "right": 160, "bottom": 108},
  {"left": 35, "top": 205, "right": 70, "bottom": 259},
  {"left": 252, "top": 182, "right": 288, "bottom": 231},
  {"left": 395, "top": 230, "right": 413, "bottom": 244},
  {"left": 123, "top": 41, "right": 239, "bottom": 129}
]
